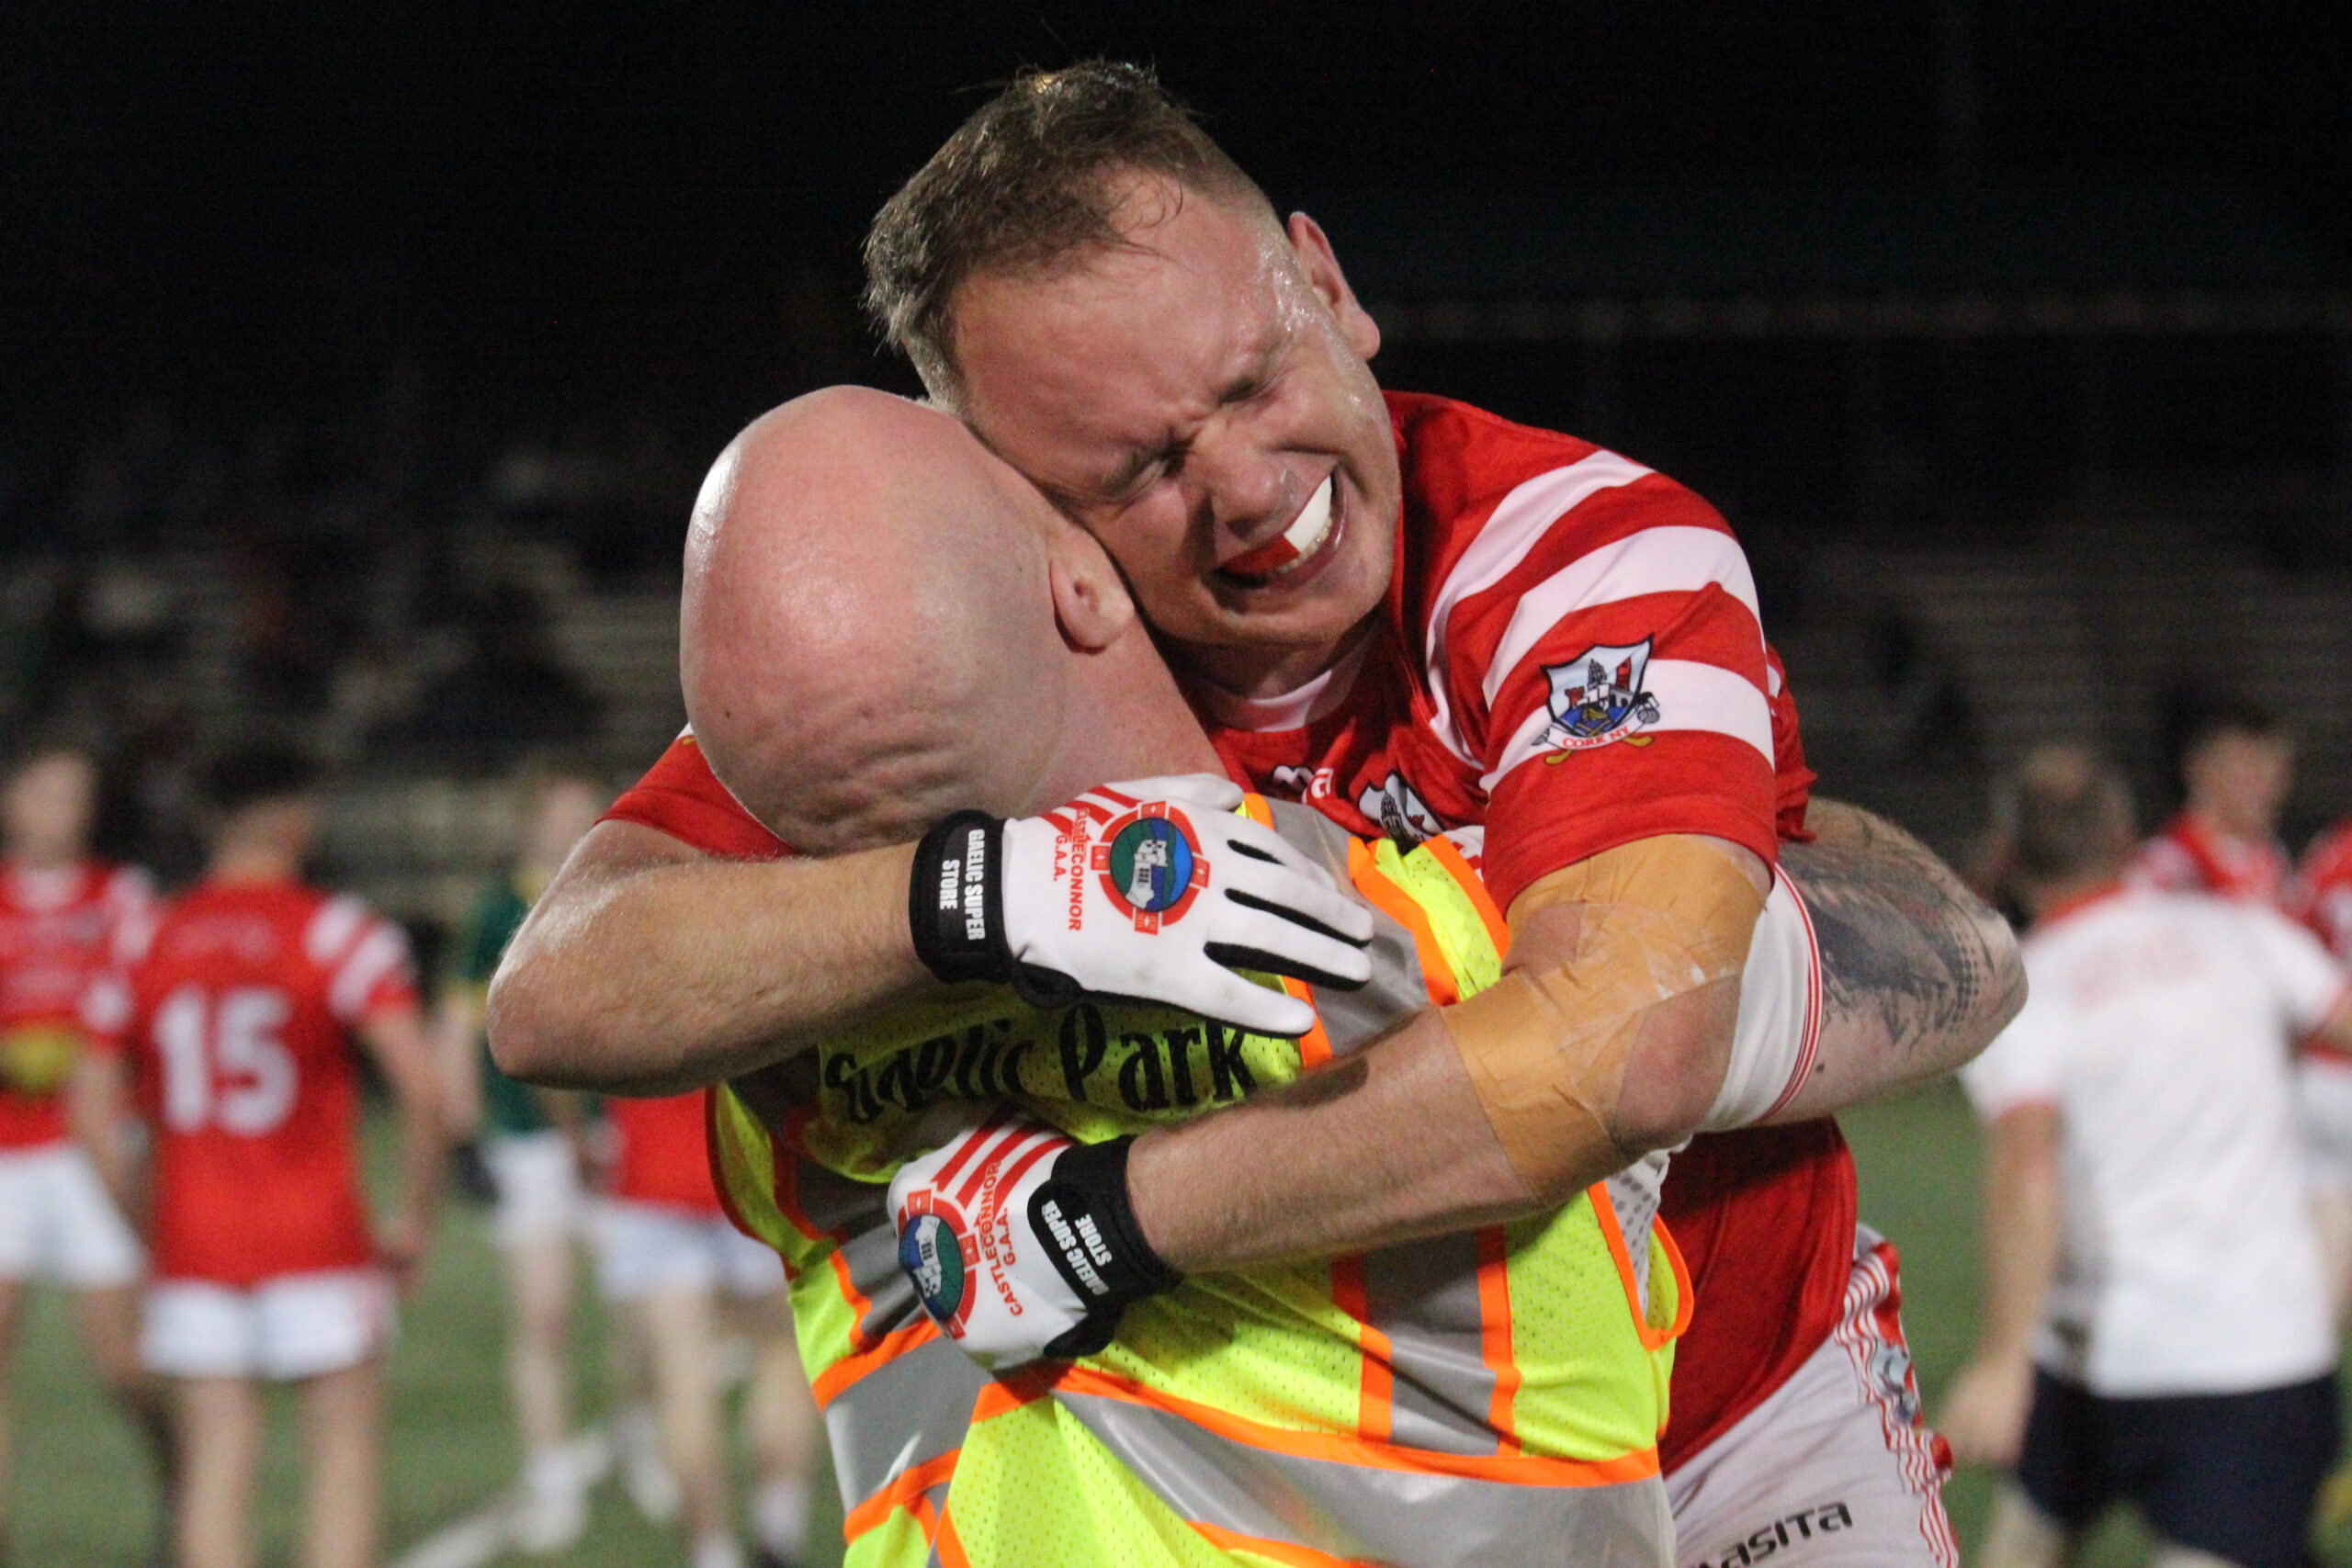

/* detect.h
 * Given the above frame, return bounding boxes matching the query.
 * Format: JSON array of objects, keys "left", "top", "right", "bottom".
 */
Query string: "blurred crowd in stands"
[{"left": 0, "top": 400, "right": 719, "bottom": 881}]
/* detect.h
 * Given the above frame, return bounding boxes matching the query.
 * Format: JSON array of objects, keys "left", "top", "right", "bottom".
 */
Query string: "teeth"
[{"left": 1223, "top": 476, "right": 1337, "bottom": 581}]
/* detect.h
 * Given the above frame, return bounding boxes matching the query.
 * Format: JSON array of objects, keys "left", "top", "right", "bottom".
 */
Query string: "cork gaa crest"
[{"left": 1542, "top": 640, "right": 1661, "bottom": 755}]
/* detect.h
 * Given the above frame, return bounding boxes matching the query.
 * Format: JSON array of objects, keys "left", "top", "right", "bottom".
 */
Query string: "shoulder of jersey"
[
  {"left": 1393, "top": 391, "right": 1734, "bottom": 622},
  {"left": 2303, "top": 820, "right": 2352, "bottom": 883}
]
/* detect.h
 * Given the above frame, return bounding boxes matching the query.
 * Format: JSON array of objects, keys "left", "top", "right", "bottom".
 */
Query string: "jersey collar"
[{"left": 1183, "top": 627, "right": 1376, "bottom": 735}]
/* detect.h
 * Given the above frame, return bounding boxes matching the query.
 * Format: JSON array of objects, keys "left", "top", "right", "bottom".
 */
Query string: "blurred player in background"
[
  {"left": 1944, "top": 745, "right": 2352, "bottom": 1568},
  {"left": 73, "top": 745, "right": 445, "bottom": 1568},
  {"left": 0, "top": 743, "right": 170, "bottom": 1562},
  {"left": 2128, "top": 698, "right": 2294, "bottom": 901},
  {"left": 431, "top": 767, "right": 605, "bottom": 1554},
  {"left": 597, "top": 1087, "right": 820, "bottom": 1568},
  {"left": 2120, "top": 702, "right": 2352, "bottom": 1318}
]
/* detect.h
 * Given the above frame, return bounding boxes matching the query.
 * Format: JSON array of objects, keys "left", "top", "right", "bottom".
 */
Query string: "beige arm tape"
[{"left": 1442, "top": 836, "right": 1767, "bottom": 1201}]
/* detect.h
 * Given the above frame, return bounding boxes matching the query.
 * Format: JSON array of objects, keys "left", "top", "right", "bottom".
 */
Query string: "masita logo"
[
  {"left": 1090, "top": 804, "right": 1208, "bottom": 932},
  {"left": 897, "top": 1200, "right": 977, "bottom": 1331}
]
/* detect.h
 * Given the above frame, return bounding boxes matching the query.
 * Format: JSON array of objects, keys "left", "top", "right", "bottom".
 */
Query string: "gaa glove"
[
  {"left": 889, "top": 1111, "right": 1174, "bottom": 1369},
  {"left": 908, "top": 774, "right": 1372, "bottom": 1038}
]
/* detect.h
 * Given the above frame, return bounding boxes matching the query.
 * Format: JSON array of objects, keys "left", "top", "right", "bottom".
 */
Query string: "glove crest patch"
[
  {"left": 896, "top": 1197, "right": 978, "bottom": 1334},
  {"left": 1091, "top": 804, "right": 1209, "bottom": 932}
]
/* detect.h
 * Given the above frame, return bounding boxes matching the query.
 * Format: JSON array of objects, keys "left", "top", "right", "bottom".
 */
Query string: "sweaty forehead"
[{"left": 953, "top": 203, "right": 1292, "bottom": 478}]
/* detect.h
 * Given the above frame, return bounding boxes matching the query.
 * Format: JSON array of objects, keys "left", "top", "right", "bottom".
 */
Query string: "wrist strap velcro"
[
  {"left": 1029, "top": 1137, "right": 1182, "bottom": 1357},
  {"left": 909, "top": 811, "right": 1010, "bottom": 986}
]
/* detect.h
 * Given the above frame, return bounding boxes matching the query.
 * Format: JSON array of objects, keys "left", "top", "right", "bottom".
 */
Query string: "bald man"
[{"left": 493, "top": 389, "right": 2018, "bottom": 1562}]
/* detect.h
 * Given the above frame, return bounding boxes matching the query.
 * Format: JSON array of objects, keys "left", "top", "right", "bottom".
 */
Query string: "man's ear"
[
  {"left": 1048, "top": 533, "right": 1136, "bottom": 652},
  {"left": 1287, "top": 211, "right": 1381, "bottom": 362}
]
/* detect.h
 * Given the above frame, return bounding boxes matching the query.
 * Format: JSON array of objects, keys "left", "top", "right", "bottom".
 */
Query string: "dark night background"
[
  {"left": 5, "top": 2, "right": 2351, "bottom": 872},
  {"left": 8, "top": 11, "right": 2352, "bottom": 1565}
]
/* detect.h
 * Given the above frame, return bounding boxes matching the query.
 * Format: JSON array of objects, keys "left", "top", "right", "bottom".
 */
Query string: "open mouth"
[{"left": 1216, "top": 474, "right": 1341, "bottom": 590}]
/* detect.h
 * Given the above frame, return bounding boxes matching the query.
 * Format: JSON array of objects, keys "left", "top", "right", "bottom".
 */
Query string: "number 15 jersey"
[{"left": 85, "top": 876, "right": 418, "bottom": 1286}]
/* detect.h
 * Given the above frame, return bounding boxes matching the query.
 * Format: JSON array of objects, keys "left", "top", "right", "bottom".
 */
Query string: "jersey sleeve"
[
  {"left": 1428, "top": 467, "right": 1779, "bottom": 908},
  {"left": 2293, "top": 825, "right": 2352, "bottom": 964},
  {"left": 2242, "top": 906, "right": 2351, "bottom": 1035},
  {"left": 605, "top": 732, "right": 793, "bottom": 861},
  {"left": 2124, "top": 834, "right": 2199, "bottom": 893},
  {"left": 305, "top": 897, "right": 422, "bottom": 1026},
  {"left": 1765, "top": 649, "right": 1815, "bottom": 843},
  {"left": 1959, "top": 985, "right": 2066, "bottom": 1122}
]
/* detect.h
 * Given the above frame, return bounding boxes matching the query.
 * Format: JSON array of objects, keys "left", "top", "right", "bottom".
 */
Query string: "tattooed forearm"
[{"left": 1772, "top": 798, "right": 2025, "bottom": 1116}]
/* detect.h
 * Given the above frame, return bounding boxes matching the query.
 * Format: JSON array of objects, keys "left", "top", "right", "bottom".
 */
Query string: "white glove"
[
  {"left": 889, "top": 1112, "right": 1177, "bottom": 1370},
  {"left": 907, "top": 775, "right": 1372, "bottom": 1037}
]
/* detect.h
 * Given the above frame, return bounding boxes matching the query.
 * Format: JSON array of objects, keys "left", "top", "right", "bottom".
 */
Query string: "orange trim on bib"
[
  {"left": 1328, "top": 1253, "right": 1396, "bottom": 1443},
  {"left": 1422, "top": 833, "right": 1510, "bottom": 958},
  {"left": 1474, "top": 1226, "right": 1523, "bottom": 1455},
  {"left": 1043, "top": 1363, "right": 1658, "bottom": 1486},
  {"left": 1589, "top": 1185, "right": 1692, "bottom": 1353},
  {"left": 933, "top": 1505, "right": 975, "bottom": 1568},
  {"left": 842, "top": 1449, "right": 959, "bottom": 1542},
  {"left": 1346, "top": 840, "right": 1459, "bottom": 1007},
  {"left": 809, "top": 1319, "right": 941, "bottom": 1408},
  {"left": 1189, "top": 1521, "right": 1380, "bottom": 1568}
]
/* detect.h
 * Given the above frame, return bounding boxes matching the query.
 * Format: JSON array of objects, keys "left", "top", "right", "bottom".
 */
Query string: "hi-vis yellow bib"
[{"left": 711, "top": 799, "right": 1690, "bottom": 1568}]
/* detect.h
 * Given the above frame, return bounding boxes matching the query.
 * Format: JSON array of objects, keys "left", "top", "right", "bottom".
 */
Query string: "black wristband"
[
  {"left": 1028, "top": 1136, "right": 1183, "bottom": 1337},
  {"left": 909, "top": 810, "right": 1011, "bottom": 987}
]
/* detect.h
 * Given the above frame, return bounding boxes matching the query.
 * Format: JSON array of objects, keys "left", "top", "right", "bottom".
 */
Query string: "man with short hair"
[
  {"left": 2128, "top": 697, "right": 2295, "bottom": 902},
  {"left": 495, "top": 64, "right": 2007, "bottom": 1563},
  {"left": 0, "top": 743, "right": 169, "bottom": 1561},
  {"left": 1944, "top": 745, "right": 2352, "bottom": 1568},
  {"left": 508, "top": 389, "right": 2019, "bottom": 1564},
  {"left": 74, "top": 745, "right": 444, "bottom": 1568}
]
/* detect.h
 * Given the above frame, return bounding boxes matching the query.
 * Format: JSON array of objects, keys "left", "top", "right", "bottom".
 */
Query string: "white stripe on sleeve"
[
  {"left": 1478, "top": 525, "right": 1760, "bottom": 711},
  {"left": 1480, "top": 658, "right": 1774, "bottom": 794},
  {"left": 305, "top": 895, "right": 370, "bottom": 965},
  {"left": 1423, "top": 452, "right": 1653, "bottom": 763},
  {"left": 329, "top": 923, "right": 413, "bottom": 1023}
]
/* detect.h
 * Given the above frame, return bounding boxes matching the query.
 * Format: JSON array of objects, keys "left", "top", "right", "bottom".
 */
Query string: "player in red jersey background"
[
  {"left": 74, "top": 746, "right": 442, "bottom": 1568},
  {"left": 0, "top": 743, "right": 169, "bottom": 1561},
  {"left": 594, "top": 1087, "right": 820, "bottom": 1568}
]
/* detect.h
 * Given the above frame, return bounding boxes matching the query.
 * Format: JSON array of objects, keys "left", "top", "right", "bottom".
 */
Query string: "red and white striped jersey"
[
  {"left": 2294, "top": 819, "right": 2352, "bottom": 968},
  {"left": 1199, "top": 391, "right": 1838, "bottom": 1472},
  {"left": 2127, "top": 811, "right": 2291, "bottom": 908},
  {"left": 0, "top": 861, "right": 156, "bottom": 1149},
  {"left": 1202, "top": 393, "right": 1810, "bottom": 913},
  {"left": 85, "top": 876, "right": 418, "bottom": 1285}
]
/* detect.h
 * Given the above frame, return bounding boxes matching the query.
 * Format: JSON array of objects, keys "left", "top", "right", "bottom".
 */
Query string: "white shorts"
[
  {"left": 2298, "top": 1055, "right": 2352, "bottom": 1194},
  {"left": 1668, "top": 1226, "right": 1958, "bottom": 1568},
  {"left": 594, "top": 1200, "right": 782, "bottom": 1303},
  {"left": 142, "top": 1268, "right": 392, "bottom": 1381},
  {"left": 0, "top": 1140, "right": 143, "bottom": 1290},
  {"left": 483, "top": 1129, "right": 583, "bottom": 1248}
]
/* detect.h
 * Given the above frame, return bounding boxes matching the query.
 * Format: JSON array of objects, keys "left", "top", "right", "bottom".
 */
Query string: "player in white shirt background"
[{"left": 1943, "top": 745, "right": 2352, "bottom": 1568}]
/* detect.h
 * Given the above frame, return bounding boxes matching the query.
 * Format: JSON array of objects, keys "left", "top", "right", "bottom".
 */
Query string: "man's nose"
[{"left": 1186, "top": 423, "right": 1293, "bottom": 539}]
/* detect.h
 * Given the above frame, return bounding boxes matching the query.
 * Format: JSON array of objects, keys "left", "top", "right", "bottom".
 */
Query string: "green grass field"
[{"left": 7, "top": 1088, "right": 2346, "bottom": 1565}]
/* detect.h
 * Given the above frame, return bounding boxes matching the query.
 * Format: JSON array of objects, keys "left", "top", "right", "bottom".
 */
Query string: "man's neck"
[
  {"left": 1178, "top": 616, "right": 1376, "bottom": 706},
  {"left": 2025, "top": 871, "right": 2124, "bottom": 923},
  {"left": 208, "top": 844, "right": 301, "bottom": 885},
  {"left": 1, "top": 846, "right": 77, "bottom": 874},
  {"left": 2183, "top": 805, "right": 2266, "bottom": 848}
]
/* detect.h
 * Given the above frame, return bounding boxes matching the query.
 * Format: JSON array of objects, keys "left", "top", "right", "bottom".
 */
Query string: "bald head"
[{"left": 681, "top": 387, "right": 1216, "bottom": 853}]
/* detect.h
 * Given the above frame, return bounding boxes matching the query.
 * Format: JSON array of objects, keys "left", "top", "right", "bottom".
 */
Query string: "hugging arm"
[
  {"left": 488, "top": 819, "right": 931, "bottom": 1094},
  {"left": 1127, "top": 799, "right": 2024, "bottom": 1273},
  {"left": 1763, "top": 797, "right": 2026, "bottom": 1121}
]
